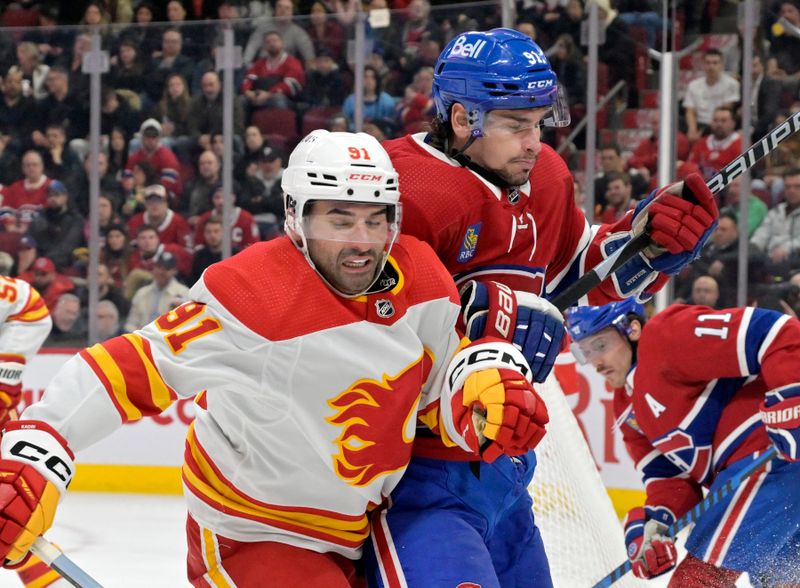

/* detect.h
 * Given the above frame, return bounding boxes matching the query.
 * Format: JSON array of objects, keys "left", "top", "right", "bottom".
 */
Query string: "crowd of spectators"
[{"left": 0, "top": 0, "right": 798, "bottom": 344}]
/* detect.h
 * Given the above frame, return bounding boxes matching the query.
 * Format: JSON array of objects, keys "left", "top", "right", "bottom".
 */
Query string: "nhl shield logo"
[{"left": 375, "top": 299, "right": 395, "bottom": 318}]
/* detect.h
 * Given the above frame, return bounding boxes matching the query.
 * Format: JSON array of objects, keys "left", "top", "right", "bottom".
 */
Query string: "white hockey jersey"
[
  {"left": 0, "top": 275, "right": 52, "bottom": 364},
  {"left": 23, "top": 236, "right": 465, "bottom": 558}
]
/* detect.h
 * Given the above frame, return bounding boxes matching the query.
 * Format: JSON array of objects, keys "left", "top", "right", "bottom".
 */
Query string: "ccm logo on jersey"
[
  {"left": 449, "top": 36, "right": 486, "bottom": 59},
  {"left": 348, "top": 173, "right": 383, "bottom": 181}
]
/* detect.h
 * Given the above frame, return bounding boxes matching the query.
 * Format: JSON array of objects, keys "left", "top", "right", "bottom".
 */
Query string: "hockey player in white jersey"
[{"left": 0, "top": 131, "right": 549, "bottom": 587}]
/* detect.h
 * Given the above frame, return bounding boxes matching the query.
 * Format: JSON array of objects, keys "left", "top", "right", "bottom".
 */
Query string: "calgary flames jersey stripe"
[
  {"left": 8, "top": 288, "right": 49, "bottom": 323},
  {"left": 121, "top": 334, "right": 177, "bottom": 412},
  {"left": 81, "top": 335, "right": 177, "bottom": 423},
  {"left": 0, "top": 354, "right": 24, "bottom": 364},
  {"left": 81, "top": 344, "right": 141, "bottom": 422},
  {"left": 183, "top": 424, "right": 369, "bottom": 547}
]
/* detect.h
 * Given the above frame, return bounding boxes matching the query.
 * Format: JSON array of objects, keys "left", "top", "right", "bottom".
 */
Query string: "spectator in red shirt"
[
  {"left": 193, "top": 184, "right": 259, "bottom": 251},
  {"left": 1, "top": 150, "right": 51, "bottom": 214},
  {"left": 18, "top": 256, "right": 75, "bottom": 310},
  {"left": 688, "top": 106, "right": 743, "bottom": 182},
  {"left": 125, "top": 118, "right": 183, "bottom": 201},
  {"left": 127, "top": 184, "right": 192, "bottom": 251},
  {"left": 242, "top": 31, "right": 305, "bottom": 111}
]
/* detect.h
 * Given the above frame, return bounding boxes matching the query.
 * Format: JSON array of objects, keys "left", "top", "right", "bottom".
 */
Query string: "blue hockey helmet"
[
  {"left": 432, "top": 28, "right": 570, "bottom": 137},
  {"left": 566, "top": 299, "right": 646, "bottom": 343}
]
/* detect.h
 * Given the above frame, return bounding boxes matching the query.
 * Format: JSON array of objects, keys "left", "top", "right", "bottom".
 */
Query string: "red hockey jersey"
[
  {"left": 688, "top": 132, "right": 743, "bottom": 181},
  {"left": 614, "top": 304, "right": 800, "bottom": 520},
  {"left": 383, "top": 134, "right": 668, "bottom": 303},
  {"left": 128, "top": 209, "right": 193, "bottom": 251}
]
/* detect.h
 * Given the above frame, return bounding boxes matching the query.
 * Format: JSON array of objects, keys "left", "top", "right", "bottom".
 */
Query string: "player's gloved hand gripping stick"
[{"left": 551, "top": 110, "right": 800, "bottom": 312}]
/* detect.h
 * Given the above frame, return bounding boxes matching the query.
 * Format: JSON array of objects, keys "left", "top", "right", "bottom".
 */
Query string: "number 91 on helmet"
[{"left": 282, "top": 130, "right": 402, "bottom": 296}]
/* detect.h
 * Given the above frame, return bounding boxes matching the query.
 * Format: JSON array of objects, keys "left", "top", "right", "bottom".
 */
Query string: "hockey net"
[{"left": 530, "top": 373, "right": 646, "bottom": 587}]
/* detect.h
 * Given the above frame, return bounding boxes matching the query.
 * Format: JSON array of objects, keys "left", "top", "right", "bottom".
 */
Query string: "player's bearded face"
[
  {"left": 468, "top": 108, "right": 547, "bottom": 186},
  {"left": 305, "top": 202, "right": 394, "bottom": 295}
]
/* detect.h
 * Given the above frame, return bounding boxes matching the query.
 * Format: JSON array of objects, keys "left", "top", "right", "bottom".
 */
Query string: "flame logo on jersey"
[
  {"left": 457, "top": 223, "right": 481, "bottom": 263},
  {"left": 326, "top": 350, "right": 434, "bottom": 487}
]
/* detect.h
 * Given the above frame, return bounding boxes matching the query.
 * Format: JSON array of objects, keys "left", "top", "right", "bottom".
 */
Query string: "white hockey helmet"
[{"left": 282, "top": 130, "right": 402, "bottom": 295}]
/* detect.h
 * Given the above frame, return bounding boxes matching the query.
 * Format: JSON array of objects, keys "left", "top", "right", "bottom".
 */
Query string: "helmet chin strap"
[{"left": 450, "top": 144, "right": 518, "bottom": 190}]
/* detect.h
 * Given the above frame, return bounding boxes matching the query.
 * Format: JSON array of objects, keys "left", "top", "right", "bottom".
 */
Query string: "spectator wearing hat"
[
  {"left": 125, "top": 250, "right": 189, "bottom": 332},
  {"left": 18, "top": 257, "right": 75, "bottom": 311},
  {"left": 239, "top": 145, "right": 286, "bottom": 239},
  {"left": 25, "top": 180, "right": 85, "bottom": 270},
  {"left": 193, "top": 184, "right": 259, "bottom": 251},
  {"left": 128, "top": 224, "right": 192, "bottom": 286},
  {"left": 100, "top": 223, "right": 133, "bottom": 290},
  {"left": 15, "top": 235, "right": 38, "bottom": 277},
  {"left": 45, "top": 293, "right": 87, "bottom": 348},
  {"left": 125, "top": 118, "right": 184, "bottom": 201},
  {"left": 1, "top": 150, "right": 51, "bottom": 213},
  {"left": 183, "top": 151, "right": 222, "bottom": 222},
  {"left": 127, "top": 184, "right": 192, "bottom": 251}
]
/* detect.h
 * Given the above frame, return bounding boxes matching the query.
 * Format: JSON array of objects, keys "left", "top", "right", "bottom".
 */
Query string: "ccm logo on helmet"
[
  {"left": 528, "top": 79, "right": 554, "bottom": 89},
  {"left": 448, "top": 36, "right": 487, "bottom": 59},
  {"left": 348, "top": 173, "right": 383, "bottom": 181}
]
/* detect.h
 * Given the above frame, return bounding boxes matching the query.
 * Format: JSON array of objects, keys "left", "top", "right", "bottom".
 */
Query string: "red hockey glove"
[
  {"left": 761, "top": 384, "right": 800, "bottom": 461},
  {"left": 0, "top": 361, "right": 24, "bottom": 430},
  {"left": 0, "top": 421, "right": 74, "bottom": 567},
  {"left": 635, "top": 173, "right": 718, "bottom": 256},
  {"left": 623, "top": 506, "right": 677, "bottom": 579}
]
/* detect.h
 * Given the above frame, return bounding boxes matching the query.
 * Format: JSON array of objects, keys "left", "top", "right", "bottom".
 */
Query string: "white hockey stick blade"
[{"left": 30, "top": 536, "right": 104, "bottom": 588}]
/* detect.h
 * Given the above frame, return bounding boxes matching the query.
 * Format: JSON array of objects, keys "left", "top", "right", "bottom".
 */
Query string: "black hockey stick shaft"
[
  {"left": 592, "top": 447, "right": 778, "bottom": 588},
  {"left": 550, "top": 110, "right": 800, "bottom": 312}
]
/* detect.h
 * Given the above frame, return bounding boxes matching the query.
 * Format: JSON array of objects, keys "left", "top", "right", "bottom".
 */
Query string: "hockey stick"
[
  {"left": 550, "top": 110, "right": 800, "bottom": 312},
  {"left": 30, "top": 536, "right": 104, "bottom": 588},
  {"left": 591, "top": 446, "right": 779, "bottom": 588}
]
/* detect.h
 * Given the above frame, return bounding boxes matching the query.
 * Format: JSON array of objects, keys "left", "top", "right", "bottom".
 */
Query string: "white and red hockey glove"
[
  {"left": 440, "top": 339, "right": 549, "bottom": 463},
  {"left": 623, "top": 506, "right": 677, "bottom": 579},
  {"left": 0, "top": 421, "right": 74, "bottom": 567},
  {"left": 0, "top": 360, "right": 25, "bottom": 430},
  {"left": 460, "top": 280, "right": 565, "bottom": 383},
  {"left": 761, "top": 384, "right": 800, "bottom": 461}
]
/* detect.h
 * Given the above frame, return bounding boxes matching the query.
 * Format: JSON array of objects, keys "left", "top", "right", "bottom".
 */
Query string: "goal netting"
[{"left": 530, "top": 373, "right": 647, "bottom": 587}]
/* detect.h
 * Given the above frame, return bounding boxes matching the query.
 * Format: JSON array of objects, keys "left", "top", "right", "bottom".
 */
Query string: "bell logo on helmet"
[
  {"left": 527, "top": 79, "right": 554, "bottom": 89},
  {"left": 448, "top": 35, "right": 487, "bottom": 59}
]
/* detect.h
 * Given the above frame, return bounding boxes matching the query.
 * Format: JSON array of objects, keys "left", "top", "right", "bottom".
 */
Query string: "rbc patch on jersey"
[{"left": 457, "top": 223, "right": 481, "bottom": 263}]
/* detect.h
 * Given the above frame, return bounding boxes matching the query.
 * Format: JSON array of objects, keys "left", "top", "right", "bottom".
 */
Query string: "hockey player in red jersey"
[
  {"left": 0, "top": 131, "right": 550, "bottom": 587},
  {"left": 567, "top": 300, "right": 800, "bottom": 586},
  {"left": 367, "top": 27, "right": 720, "bottom": 588}
]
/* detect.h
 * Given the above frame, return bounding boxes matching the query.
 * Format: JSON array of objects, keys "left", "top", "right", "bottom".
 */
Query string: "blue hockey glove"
[
  {"left": 631, "top": 173, "right": 719, "bottom": 275},
  {"left": 460, "top": 280, "right": 565, "bottom": 383},
  {"left": 761, "top": 384, "right": 800, "bottom": 461},
  {"left": 623, "top": 506, "right": 677, "bottom": 580}
]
